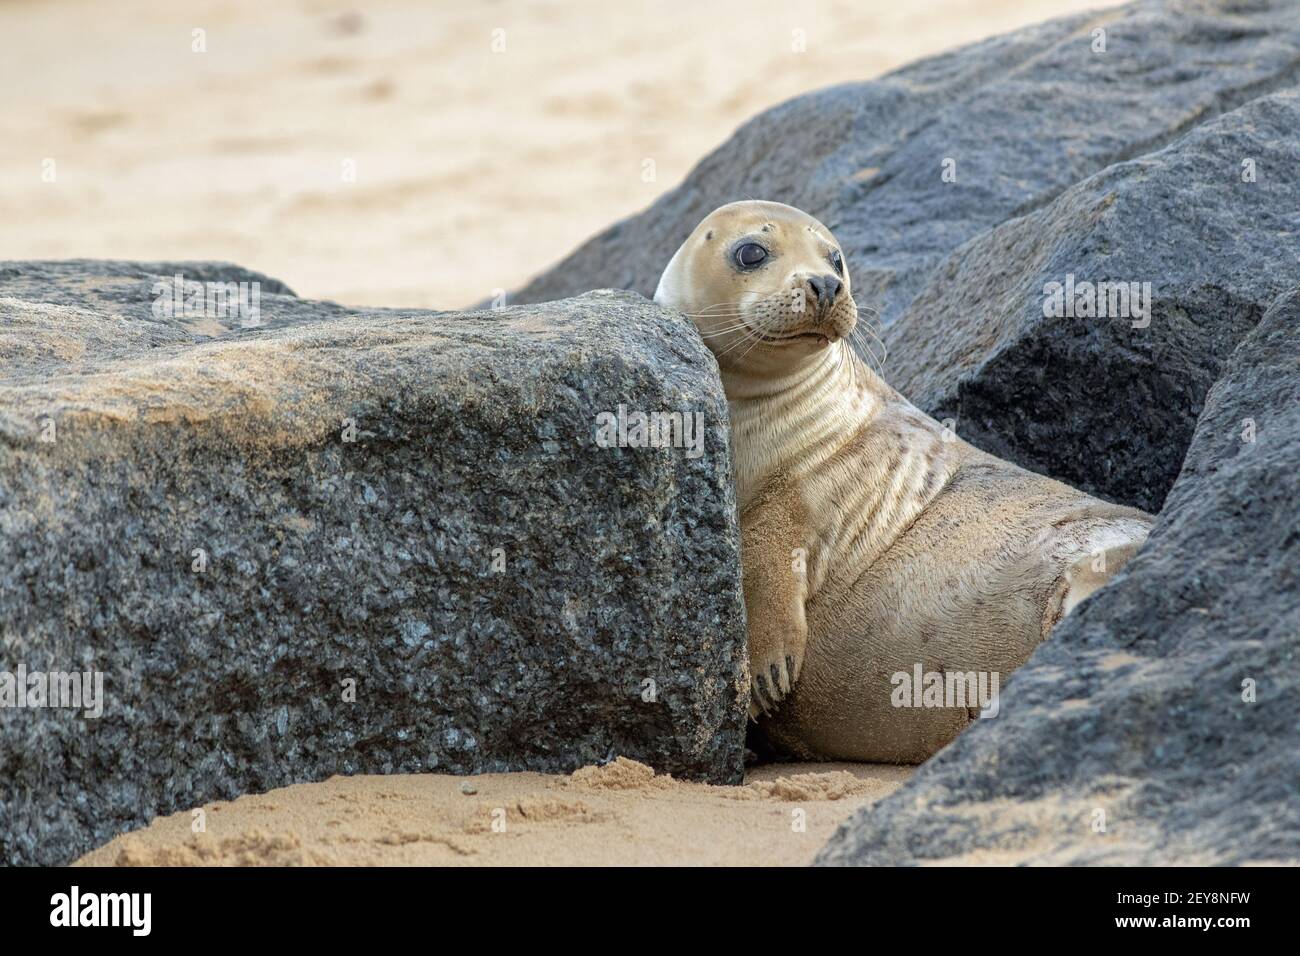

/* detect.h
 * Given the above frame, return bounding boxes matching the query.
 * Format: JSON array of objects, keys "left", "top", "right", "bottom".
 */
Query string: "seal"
[{"left": 655, "top": 200, "right": 1153, "bottom": 762}]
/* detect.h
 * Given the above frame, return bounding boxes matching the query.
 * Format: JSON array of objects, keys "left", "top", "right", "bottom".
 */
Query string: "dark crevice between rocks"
[{"left": 937, "top": 291, "right": 1267, "bottom": 513}]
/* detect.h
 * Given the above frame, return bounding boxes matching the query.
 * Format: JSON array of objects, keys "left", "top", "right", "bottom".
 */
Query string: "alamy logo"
[
  {"left": 0, "top": 665, "right": 104, "bottom": 718},
  {"left": 151, "top": 273, "right": 261, "bottom": 326},
  {"left": 594, "top": 404, "right": 705, "bottom": 459},
  {"left": 890, "top": 664, "right": 1000, "bottom": 717},
  {"left": 1042, "top": 274, "right": 1151, "bottom": 328},
  {"left": 50, "top": 886, "right": 151, "bottom": 936}
]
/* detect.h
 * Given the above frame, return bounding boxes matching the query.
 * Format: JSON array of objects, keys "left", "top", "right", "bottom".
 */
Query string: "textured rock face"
[
  {"left": 509, "top": 0, "right": 1300, "bottom": 513},
  {"left": 888, "top": 90, "right": 1300, "bottom": 514},
  {"left": 0, "top": 261, "right": 748, "bottom": 866},
  {"left": 817, "top": 289, "right": 1300, "bottom": 865}
]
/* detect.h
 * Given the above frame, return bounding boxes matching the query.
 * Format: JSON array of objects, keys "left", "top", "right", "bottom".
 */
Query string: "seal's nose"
[{"left": 807, "top": 274, "right": 843, "bottom": 308}]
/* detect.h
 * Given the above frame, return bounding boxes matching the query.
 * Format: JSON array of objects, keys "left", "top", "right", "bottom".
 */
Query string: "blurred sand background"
[{"left": 2, "top": 0, "right": 1112, "bottom": 310}]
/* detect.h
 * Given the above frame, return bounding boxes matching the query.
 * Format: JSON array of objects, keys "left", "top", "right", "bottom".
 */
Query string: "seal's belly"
[
  {"left": 759, "top": 582, "right": 1045, "bottom": 764},
  {"left": 760, "top": 555, "right": 1048, "bottom": 763},
  {"left": 755, "top": 464, "right": 1099, "bottom": 763}
]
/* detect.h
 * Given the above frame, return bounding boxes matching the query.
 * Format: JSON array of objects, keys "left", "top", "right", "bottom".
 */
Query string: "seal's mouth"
[{"left": 755, "top": 330, "right": 837, "bottom": 346}]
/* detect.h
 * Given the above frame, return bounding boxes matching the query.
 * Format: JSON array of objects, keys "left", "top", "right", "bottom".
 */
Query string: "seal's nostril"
[{"left": 808, "top": 274, "right": 843, "bottom": 305}]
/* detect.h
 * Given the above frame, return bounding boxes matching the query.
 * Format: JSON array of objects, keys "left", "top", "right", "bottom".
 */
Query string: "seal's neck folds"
[{"left": 723, "top": 342, "right": 886, "bottom": 512}]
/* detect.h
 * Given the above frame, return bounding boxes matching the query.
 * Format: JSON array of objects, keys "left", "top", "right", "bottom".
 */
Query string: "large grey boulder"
[
  {"left": 0, "top": 261, "right": 748, "bottom": 867},
  {"left": 817, "top": 288, "right": 1300, "bottom": 866},
  {"left": 509, "top": 0, "right": 1300, "bottom": 513}
]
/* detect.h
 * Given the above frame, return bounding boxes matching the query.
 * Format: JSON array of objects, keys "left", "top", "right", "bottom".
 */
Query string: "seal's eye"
[
  {"left": 830, "top": 250, "right": 844, "bottom": 276},
  {"left": 734, "top": 243, "right": 768, "bottom": 269}
]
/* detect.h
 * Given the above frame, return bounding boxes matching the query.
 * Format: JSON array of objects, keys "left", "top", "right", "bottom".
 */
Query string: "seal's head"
[{"left": 654, "top": 200, "right": 856, "bottom": 372}]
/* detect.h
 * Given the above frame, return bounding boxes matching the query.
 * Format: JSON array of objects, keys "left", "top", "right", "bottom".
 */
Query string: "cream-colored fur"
[{"left": 656, "top": 201, "right": 1152, "bottom": 762}]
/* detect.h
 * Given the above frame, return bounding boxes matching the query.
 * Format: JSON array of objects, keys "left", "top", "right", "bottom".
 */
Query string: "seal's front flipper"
[{"left": 740, "top": 494, "right": 809, "bottom": 719}]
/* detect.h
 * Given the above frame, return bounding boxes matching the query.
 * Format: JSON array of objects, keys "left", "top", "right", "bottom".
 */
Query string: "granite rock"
[{"left": 0, "top": 260, "right": 748, "bottom": 866}]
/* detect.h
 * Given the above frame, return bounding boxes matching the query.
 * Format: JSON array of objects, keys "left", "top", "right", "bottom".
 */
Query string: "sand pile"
[{"left": 76, "top": 759, "right": 911, "bottom": 867}]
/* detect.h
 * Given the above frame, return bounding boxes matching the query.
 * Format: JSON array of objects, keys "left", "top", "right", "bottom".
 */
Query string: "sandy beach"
[
  {"left": 2, "top": 0, "right": 1112, "bottom": 310},
  {"left": 76, "top": 759, "right": 913, "bottom": 866}
]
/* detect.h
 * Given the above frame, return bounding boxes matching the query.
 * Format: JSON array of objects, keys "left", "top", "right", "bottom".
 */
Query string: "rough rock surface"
[
  {"left": 0, "top": 260, "right": 748, "bottom": 866},
  {"left": 888, "top": 89, "right": 1300, "bottom": 513},
  {"left": 510, "top": 0, "right": 1300, "bottom": 513},
  {"left": 817, "top": 289, "right": 1300, "bottom": 865}
]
